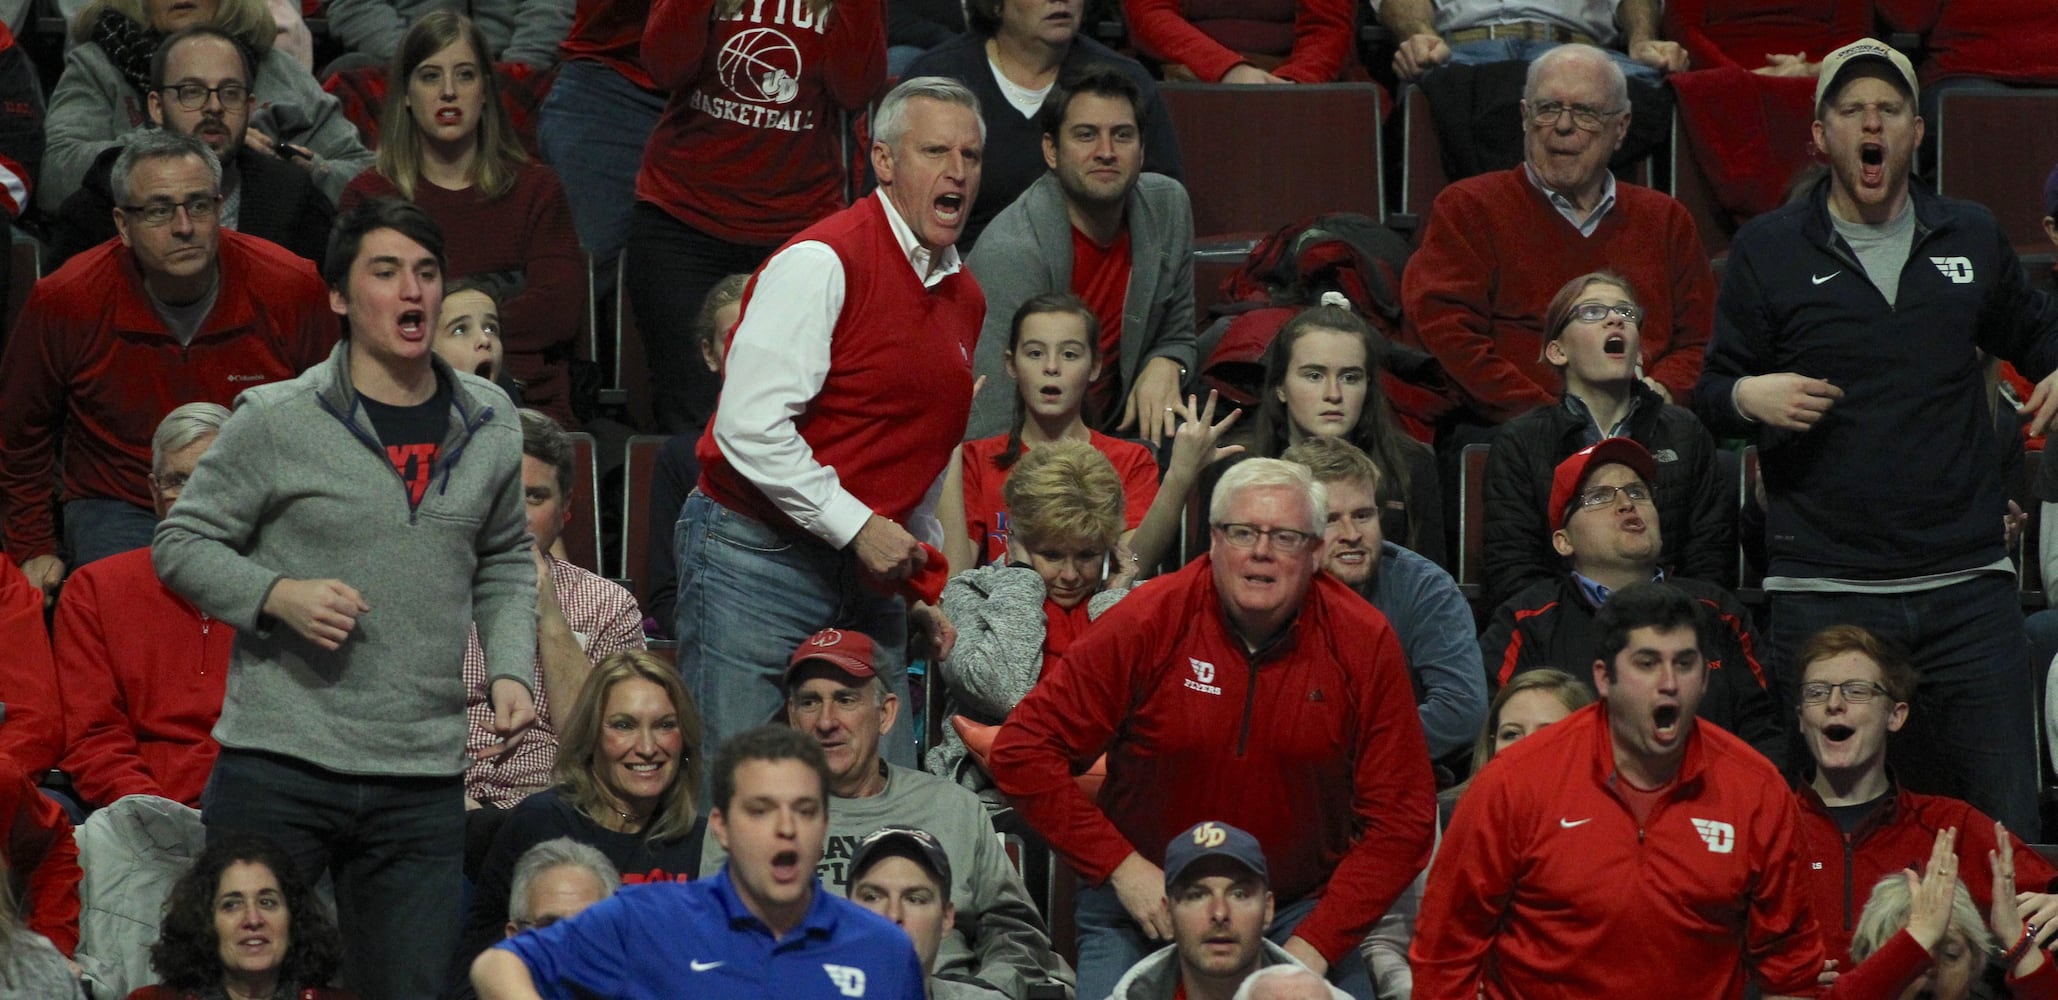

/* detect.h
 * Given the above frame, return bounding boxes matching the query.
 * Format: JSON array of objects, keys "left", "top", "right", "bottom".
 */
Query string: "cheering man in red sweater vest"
[
  {"left": 681, "top": 76, "right": 987, "bottom": 771},
  {"left": 1400, "top": 43, "right": 1714, "bottom": 432}
]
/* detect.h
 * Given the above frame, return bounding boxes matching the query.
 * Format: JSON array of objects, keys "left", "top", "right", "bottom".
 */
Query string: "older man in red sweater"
[{"left": 1401, "top": 43, "right": 1715, "bottom": 430}]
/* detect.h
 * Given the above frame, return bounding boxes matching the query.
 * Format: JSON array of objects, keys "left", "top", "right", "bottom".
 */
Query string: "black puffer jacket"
[{"left": 1482, "top": 381, "right": 1734, "bottom": 607}]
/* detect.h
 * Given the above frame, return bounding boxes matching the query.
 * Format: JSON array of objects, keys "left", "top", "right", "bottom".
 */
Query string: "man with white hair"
[
  {"left": 503, "top": 837, "right": 621, "bottom": 939},
  {"left": 1234, "top": 966, "right": 1350, "bottom": 1000},
  {"left": 991, "top": 458, "right": 1436, "bottom": 1000},
  {"left": 1401, "top": 43, "right": 1713, "bottom": 431},
  {"left": 55, "top": 402, "right": 235, "bottom": 809}
]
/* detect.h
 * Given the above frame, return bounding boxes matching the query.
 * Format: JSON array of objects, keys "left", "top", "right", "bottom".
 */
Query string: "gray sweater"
[
  {"left": 964, "top": 172, "right": 1197, "bottom": 440},
  {"left": 703, "top": 762, "right": 1073, "bottom": 1000},
  {"left": 927, "top": 565, "right": 1128, "bottom": 792},
  {"left": 43, "top": 40, "right": 372, "bottom": 212},
  {"left": 153, "top": 342, "right": 535, "bottom": 778},
  {"left": 325, "top": 0, "right": 575, "bottom": 69}
]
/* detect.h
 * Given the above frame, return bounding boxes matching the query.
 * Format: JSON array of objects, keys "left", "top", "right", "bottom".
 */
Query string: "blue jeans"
[
  {"left": 673, "top": 492, "right": 915, "bottom": 776},
  {"left": 1443, "top": 38, "right": 1664, "bottom": 85},
  {"left": 537, "top": 59, "right": 665, "bottom": 270},
  {"left": 1074, "top": 881, "right": 1376, "bottom": 1000},
  {"left": 1769, "top": 574, "right": 2039, "bottom": 838},
  {"left": 62, "top": 497, "right": 157, "bottom": 569},
  {"left": 203, "top": 749, "right": 466, "bottom": 1000}
]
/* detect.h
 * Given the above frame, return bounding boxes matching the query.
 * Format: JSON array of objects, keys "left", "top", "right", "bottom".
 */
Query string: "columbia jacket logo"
[{"left": 1691, "top": 818, "right": 1735, "bottom": 853}]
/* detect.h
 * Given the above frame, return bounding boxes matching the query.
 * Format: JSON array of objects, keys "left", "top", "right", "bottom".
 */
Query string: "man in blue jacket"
[{"left": 1694, "top": 38, "right": 2058, "bottom": 837}]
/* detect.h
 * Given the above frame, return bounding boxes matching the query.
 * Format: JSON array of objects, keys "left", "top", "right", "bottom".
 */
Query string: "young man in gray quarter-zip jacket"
[{"left": 154, "top": 197, "right": 537, "bottom": 1000}]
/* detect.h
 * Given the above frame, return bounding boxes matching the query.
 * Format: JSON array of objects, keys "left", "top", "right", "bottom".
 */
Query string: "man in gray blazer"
[{"left": 965, "top": 64, "right": 1196, "bottom": 445}]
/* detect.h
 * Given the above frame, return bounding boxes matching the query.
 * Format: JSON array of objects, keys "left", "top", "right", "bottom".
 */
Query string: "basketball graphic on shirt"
[{"left": 718, "top": 28, "right": 803, "bottom": 104}]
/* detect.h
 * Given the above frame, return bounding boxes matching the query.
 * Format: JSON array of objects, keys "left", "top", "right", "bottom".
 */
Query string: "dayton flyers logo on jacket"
[{"left": 1184, "top": 657, "right": 1221, "bottom": 696}]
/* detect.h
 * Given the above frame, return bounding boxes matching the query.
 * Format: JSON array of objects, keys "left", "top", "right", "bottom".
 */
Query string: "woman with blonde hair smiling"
[
  {"left": 453, "top": 651, "right": 707, "bottom": 985},
  {"left": 47, "top": 0, "right": 371, "bottom": 209}
]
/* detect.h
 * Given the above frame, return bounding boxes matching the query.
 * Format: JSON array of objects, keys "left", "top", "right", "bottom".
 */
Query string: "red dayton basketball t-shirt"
[
  {"left": 958, "top": 431, "right": 1159, "bottom": 565},
  {"left": 359, "top": 389, "right": 447, "bottom": 508},
  {"left": 1071, "top": 226, "right": 1132, "bottom": 425}
]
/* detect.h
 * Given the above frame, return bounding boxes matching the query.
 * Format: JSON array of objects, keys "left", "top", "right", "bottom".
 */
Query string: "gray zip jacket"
[{"left": 154, "top": 342, "right": 535, "bottom": 777}]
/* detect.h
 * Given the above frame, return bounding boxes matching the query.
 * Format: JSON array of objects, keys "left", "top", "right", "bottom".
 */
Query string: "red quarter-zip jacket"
[{"left": 989, "top": 557, "right": 1435, "bottom": 963}]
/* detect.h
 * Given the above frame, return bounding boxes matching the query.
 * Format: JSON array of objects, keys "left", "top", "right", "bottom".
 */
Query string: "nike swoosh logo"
[
  {"left": 1812, "top": 272, "right": 1840, "bottom": 285},
  {"left": 691, "top": 960, "right": 724, "bottom": 972},
  {"left": 1560, "top": 817, "right": 1593, "bottom": 828}
]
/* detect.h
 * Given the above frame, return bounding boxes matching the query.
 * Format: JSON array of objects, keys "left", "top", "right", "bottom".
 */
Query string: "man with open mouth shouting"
[
  {"left": 1414, "top": 582, "right": 1824, "bottom": 1000},
  {"left": 679, "top": 75, "right": 986, "bottom": 775},
  {"left": 475, "top": 726, "right": 927, "bottom": 1000},
  {"left": 1788, "top": 624, "right": 2058, "bottom": 974},
  {"left": 1697, "top": 37, "right": 2058, "bottom": 841}
]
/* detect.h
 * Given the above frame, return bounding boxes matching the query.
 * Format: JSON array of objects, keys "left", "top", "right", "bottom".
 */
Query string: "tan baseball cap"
[{"left": 1815, "top": 38, "right": 1920, "bottom": 110}]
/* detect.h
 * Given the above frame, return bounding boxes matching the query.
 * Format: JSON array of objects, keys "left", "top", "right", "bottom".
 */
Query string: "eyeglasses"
[
  {"left": 160, "top": 82, "right": 249, "bottom": 110},
  {"left": 149, "top": 472, "right": 191, "bottom": 494},
  {"left": 1569, "top": 302, "right": 1644, "bottom": 324},
  {"left": 1574, "top": 483, "right": 1654, "bottom": 511},
  {"left": 1528, "top": 101, "right": 1625, "bottom": 132},
  {"left": 119, "top": 194, "right": 220, "bottom": 226},
  {"left": 509, "top": 915, "right": 565, "bottom": 933},
  {"left": 1799, "top": 680, "right": 1890, "bottom": 705},
  {"left": 1213, "top": 523, "right": 1318, "bottom": 553}
]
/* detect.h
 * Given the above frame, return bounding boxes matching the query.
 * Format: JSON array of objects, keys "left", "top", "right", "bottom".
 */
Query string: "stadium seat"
[
  {"left": 1157, "top": 82, "right": 1386, "bottom": 241},
  {"left": 1934, "top": 89, "right": 2058, "bottom": 255},
  {"left": 619, "top": 434, "right": 669, "bottom": 615},
  {"left": 1666, "top": 107, "right": 1731, "bottom": 257},
  {"left": 1456, "top": 442, "right": 1488, "bottom": 602},
  {"left": 565, "top": 432, "right": 602, "bottom": 575}
]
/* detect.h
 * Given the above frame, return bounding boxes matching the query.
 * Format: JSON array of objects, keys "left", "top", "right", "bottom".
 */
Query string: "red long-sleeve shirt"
[
  {"left": 988, "top": 558, "right": 1436, "bottom": 962},
  {"left": 559, "top": 0, "right": 657, "bottom": 90},
  {"left": 0, "top": 233, "right": 336, "bottom": 560},
  {"left": 1121, "top": 0, "right": 1353, "bottom": 83},
  {"left": 54, "top": 547, "right": 229, "bottom": 809},
  {"left": 0, "top": 757, "right": 79, "bottom": 956},
  {"left": 0, "top": 555, "right": 59, "bottom": 776},
  {"left": 1400, "top": 166, "right": 1715, "bottom": 423},
  {"left": 1876, "top": 0, "right": 2058, "bottom": 86},
  {"left": 1411, "top": 703, "right": 1824, "bottom": 999},
  {"left": 636, "top": 0, "right": 886, "bottom": 244}
]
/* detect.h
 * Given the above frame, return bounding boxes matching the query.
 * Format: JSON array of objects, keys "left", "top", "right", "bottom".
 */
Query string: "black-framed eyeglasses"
[
  {"left": 1213, "top": 523, "right": 1317, "bottom": 553},
  {"left": 1569, "top": 302, "right": 1644, "bottom": 324},
  {"left": 119, "top": 194, "right": 220, "bottom": 226},
  {"left": 1799, "top": 680, "right": 1889, "bottom": 705},
  {"left": 160, "top": 82, "right": 249, "bottom": 110},
  {"left": 1574, "top": 483, "right": 1654, "bottom": 511},
  {"left": 1527, "top": 100, "right": 1625, "bottom": 131}
]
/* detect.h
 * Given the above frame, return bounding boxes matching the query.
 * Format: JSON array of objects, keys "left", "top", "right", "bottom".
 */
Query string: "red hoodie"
[
  {"left": 989, "top": 557, "right": 1435, "bottom": 963},
  {"left": 0, "top": 231, "right": 337, "bottom": 560}
]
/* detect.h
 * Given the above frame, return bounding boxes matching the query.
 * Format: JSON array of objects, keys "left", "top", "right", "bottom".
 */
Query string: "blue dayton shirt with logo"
[{"left": 497, "top": 865, "right": 926, "bottom": 999}]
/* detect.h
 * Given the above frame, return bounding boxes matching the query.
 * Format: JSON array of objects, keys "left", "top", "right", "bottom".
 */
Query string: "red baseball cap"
[
  {"left": 1548, "top": 438, "right": 1657, "bottom": 532},
  {"left": 785, "top": 627, "right": 880, "bottom": 687}
]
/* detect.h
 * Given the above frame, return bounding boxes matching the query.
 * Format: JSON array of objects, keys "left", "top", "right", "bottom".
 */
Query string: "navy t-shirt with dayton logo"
[{"left": 360, "top": 386, "right": 448, "bottom": 508}]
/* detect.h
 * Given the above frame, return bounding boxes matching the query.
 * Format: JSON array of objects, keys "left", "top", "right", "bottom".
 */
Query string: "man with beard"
[
  {"left": 50, "top": 27, "right": 333, "bottom": 266},
  {"left": 964, "top": 65, "right": 1194, "bottom": 439},
  {"left": 1695, "top": 38, "right": 2058, "bottom": 839},
  {"left": 1280, "top": 436, "right": 1485, "bottom": 762},
  {"left": 1105, "top": 821, "right": 1321, "bottom": 1000}
]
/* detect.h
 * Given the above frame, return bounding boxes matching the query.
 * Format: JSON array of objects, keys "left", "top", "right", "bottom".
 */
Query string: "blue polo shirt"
[{"left": 497, "top": 866, "right": 926, "bottom": 1000}]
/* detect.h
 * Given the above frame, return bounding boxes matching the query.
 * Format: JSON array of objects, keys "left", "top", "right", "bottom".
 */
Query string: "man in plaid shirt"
[{"left": 463, "top": 409, "right": 645, "bottom": 808}]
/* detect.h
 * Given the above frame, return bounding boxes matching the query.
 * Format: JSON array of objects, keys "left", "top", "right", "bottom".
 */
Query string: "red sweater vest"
[{"left": 699, "top": 196, "right": 985, "bottom": 540}]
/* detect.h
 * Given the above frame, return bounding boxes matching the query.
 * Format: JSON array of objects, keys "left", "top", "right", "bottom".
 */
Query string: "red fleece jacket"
[{"left": 989, "top": 557, "right": 1436, "bottom": 962}]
